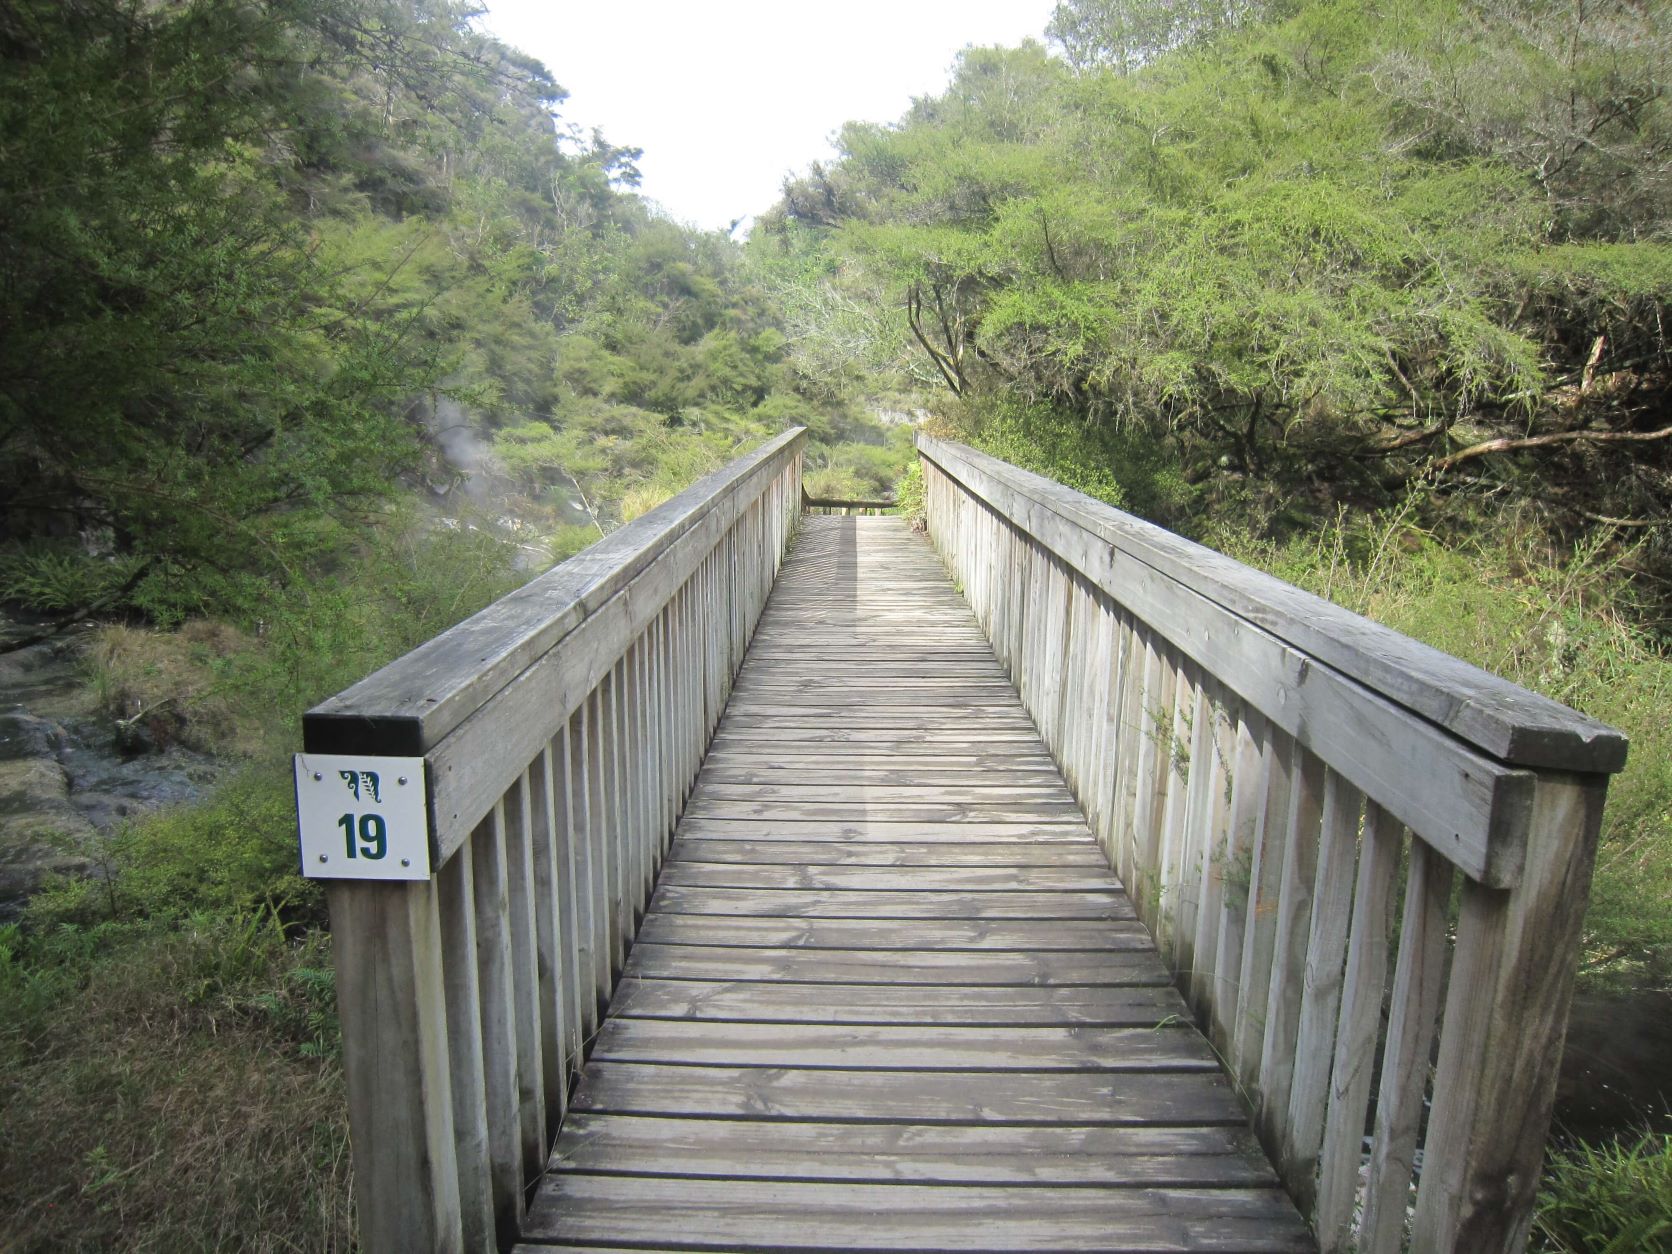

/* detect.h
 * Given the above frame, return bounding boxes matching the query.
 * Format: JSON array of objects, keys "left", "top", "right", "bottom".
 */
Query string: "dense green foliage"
[
  {"left": 764, "top": 0, "right": 1671, "bottom": 544},
  {"left": 0, "top": 0, "right": 899, "bottom": 623},
  {"left": 1534, "top": 1132, "right": 1672, "bottom": 1252}
]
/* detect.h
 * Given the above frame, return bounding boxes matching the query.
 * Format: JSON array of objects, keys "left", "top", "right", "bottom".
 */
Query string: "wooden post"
[
  {"left": 329, "top": 880, "right": 463, "bottom": 1254},
  {"left": 1412, "top": 774, "right": 1608, "bottom": 1251}
]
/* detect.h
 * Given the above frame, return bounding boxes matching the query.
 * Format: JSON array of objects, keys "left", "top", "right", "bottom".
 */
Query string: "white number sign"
[{"left": 294, "top": 754, "right": 430, "bottom": 881}]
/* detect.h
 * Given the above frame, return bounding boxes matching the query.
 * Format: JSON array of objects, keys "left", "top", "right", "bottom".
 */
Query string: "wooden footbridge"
[{"left": 301, "top": 429, "right": 1626, "bottom": 1254}]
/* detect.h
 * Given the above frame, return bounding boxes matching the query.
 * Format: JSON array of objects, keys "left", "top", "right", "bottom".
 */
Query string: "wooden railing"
[
  {"left": 300, "top": 429, "right": 804, "bottom": 1253},
  {"left": 801, "top": 487, "right": 895, "bottom": 516},
  {"left": 916, "top": 433, "right": 1627, "bottom": 1254}
]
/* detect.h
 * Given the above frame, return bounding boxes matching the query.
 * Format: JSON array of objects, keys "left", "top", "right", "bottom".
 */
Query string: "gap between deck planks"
[{"left": 517, "top": 516, "right": 1312, "bottom": 1253}]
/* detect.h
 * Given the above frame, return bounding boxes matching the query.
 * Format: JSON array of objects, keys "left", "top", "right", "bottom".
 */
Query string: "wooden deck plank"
[
  {"left": 523, "top": 1178, "right": 1313, "bottom": 1251},
  {"left": 669, "top": 818, "right": 1098, "bottom": 843},
  {"left": 658, "top": 862, "right": 1135, "bottom": 891},
  {"left": 623, "top": 944, "right": 1172, "bottom": 986},
  {"left": 521, "top": 516, "right": 1309, "bottom": 1252},
  {"left": 607, "top": 977, "right": 1186, "bottom": 1025},
  {"left": 632, "top": 915, "right": 1156, "bottom": 951},
  {"left": 648, "top": 885, "right": 1136, "bottom": 919},
  {"left": 668, "top": 838, "right": 1111, "bottom": 866},
  {"left": 568, "top": 1061, "right": 1251, "bottom": 1125},
  {"left": 548, "top": 1115, "right": 1279, "bottom": 1185}
]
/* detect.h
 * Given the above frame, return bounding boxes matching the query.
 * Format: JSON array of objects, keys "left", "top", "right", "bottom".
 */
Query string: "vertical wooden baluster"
[
  {"left": 602, "top": 663, "right": 627, "bottom": 976},
  {"left": 1079, "top": 592, "right": 1106, "bottom": 836},
  {"left": 1013, "top": 537, "right": 1032, "bottom": 704},
  {"left": 1010, "top": 522, "right": 1023, "bottom": 682},
  {"left": 617, "top": 652, "right": 638, "bottom": 936},
  {"left": 1083, "top": 594, "right": 1116, "bottom": 839},
  {"left": 669, "top": 586, "right": 686, "bottom": 807},
  {"left": 1189, "top": 691, "right": 1237, "bottom": 1018},
  {"left": 551, "top": 725, "right": 585, "bottom": 1069},
  {"left": 729, "top": 518, "right": 744, "bottom": 676},
  {"left": 681, "top": 581, "right": 697, "bottom": 801},
  {"left": 1171, "top": 676, "right": 1216, "bottom": 979},
  {"left": 1230, "top": 726, "right": 1295, "bottom": 1093},
  {"left": 722, "top": 528, "right": 735, "bottom": 700},
  {"left": 528, "top": 746, "right": 569, "bottom": 1134},
  {"left": 1133, "top": 644, "right": 1180, "bottom": 930},
  {"left": 703, "top": 552, "right": 719, "bottom": 742},
  {"left": 1152, "top": 659, "right": 1196, "bottom": 961},
  {"left": 330, "top": 880, "right": 462, "bottom": 1254},
  {"left": 656, "top": 608, "right": 672, "bottom": 831},
  {"left": 685, "top": 576, "right": 701, "bottom": 797},
  {"left": 504, "top": 775, "right": 546, "bottom": 1182},
  {"left": 1257, "top": 744, "right": 1327, "bottom": 1141},
  {"left": 989, "top": 510, "right": 1009, "bottom": 665},
  {"left": 637, "top": 625, "right": 656, "bottom": 878},
  {"left": 1210, "top": 707, "right": 1264, "bottom": 1052},
  {"left": 1281, "top": 769, "right": 1365, "bottom": 1206},
  {"left": 1009, "top": 522, "right": 1026, "bottom": 683},
  {"left": 1025, "top": 539, "right": 1044, "bottom": 730},
  {"left": 1315, "top": 801, "right": 1401, "bottom": 1252},
  {"left": 1100, "top": 608, "right": 1136, "bottom": 871},
  {"left": 1114, "top": 628, "right": 1158, "bottom": 893},
  {"left": 568, "top": 705, "right": 605, "bottom": 1032},
  {"left": 614, "top": 645, "right": 635, "bottom": 932},
  {"left": 1056, "top": 571, "right": 1083, "bottom": 785},
  {"left": 436, "top": 836, "right": 493, "bottom": 1254},
  {"left": 470, "top": 800, "right": 523, "bottom": 1245},
  {"left": 658, "top": 605, "right": 672, "bottom": 839},
  {"left": 1103, "top": 614, "right": 1137, "bottom": 882},
  {"left": 1042, "top": 550, "right": 1065, "bottom": 744},
  {"left": 583, "top": 689, "right": 616, "bottom": 1002},
  {"left": 1360, "top": 838, "right": 1453, "bottom": 1254},
  {"left": 636, "top": 634, "right": 656, "bottom": 898}
]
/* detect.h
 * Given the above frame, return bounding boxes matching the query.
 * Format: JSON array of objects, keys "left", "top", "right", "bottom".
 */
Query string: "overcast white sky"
[{"left": 478, "top": 1, "right": 1059, "bottom": 232}]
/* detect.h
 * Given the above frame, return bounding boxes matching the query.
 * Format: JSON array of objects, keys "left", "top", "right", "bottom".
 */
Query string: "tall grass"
[
  {"left": 1534, "top": 1132, "right": 1672, "bottom": 1253},
  {"left": 1213, "top": 507, "right": 1672, "bottom": 986}
]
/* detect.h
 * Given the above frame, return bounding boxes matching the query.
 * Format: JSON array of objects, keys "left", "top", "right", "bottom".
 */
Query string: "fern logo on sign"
[
  {"left": 340, "top": 770, "right": 380, "bottom": 803},
  {"left": 294, "top": 754, "right": 430, "bottom": 880}
]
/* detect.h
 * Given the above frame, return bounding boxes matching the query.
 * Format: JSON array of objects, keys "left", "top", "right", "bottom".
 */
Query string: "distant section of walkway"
[{"left": 515, "top": 516, "right": 1312, "bottom": 1251}]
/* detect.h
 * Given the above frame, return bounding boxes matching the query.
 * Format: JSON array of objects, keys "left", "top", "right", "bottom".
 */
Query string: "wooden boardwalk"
[{"left": 515, "top": 516, "right": 1312, "bottom": 1252}]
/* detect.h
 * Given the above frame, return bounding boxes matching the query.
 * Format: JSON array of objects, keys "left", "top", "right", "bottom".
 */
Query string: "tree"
[
  {"left": 0, "top": 0, "right": 498, "bottom": 620},
  {"left": 1046, "top": 0, "right": 1272, "bottom": 72}
]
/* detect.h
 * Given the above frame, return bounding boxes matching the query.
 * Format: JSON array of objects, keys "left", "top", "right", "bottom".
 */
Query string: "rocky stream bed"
[{"left": 0, "top": 630, "right": 225, "bottom": 920}]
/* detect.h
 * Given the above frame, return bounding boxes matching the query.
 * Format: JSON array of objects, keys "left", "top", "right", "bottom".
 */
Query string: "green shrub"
[
  {"left": 0, "top": 544, "right": 152, "bottom": 617},
  {"left": 956, "top": 397, "right": 1198, "bottom": 526},
  {"left": 1534, "top": 1133, "right": 1672, "bottom": 1253},
  {"left": 894, "top": 459, "right": 926, "bottom": 527}
]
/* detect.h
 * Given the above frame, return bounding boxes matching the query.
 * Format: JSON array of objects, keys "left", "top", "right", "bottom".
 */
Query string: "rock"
[
  {"left": 0, "top": 633, "right": 96, "bottom": 721},
  {"left": 0, "top": 757, "right": 97, "bottom": 909},
  {"left": 0, "top": 624, "right": 230, "bottom": 919},
  {"left": 0, "top": 709, "right": 69, "bottom": 761}
]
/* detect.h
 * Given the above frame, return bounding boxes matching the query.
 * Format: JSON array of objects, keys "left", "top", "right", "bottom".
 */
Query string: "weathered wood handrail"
[
  {"left": 916, "top": 432, "right": 1627, "bottom": 1254},
  {"left": 302, "top": 429, "right": 804, "bottom": 1252},
  {"left": 800, "top": 487, "right": 895, "bottom": 515}
]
